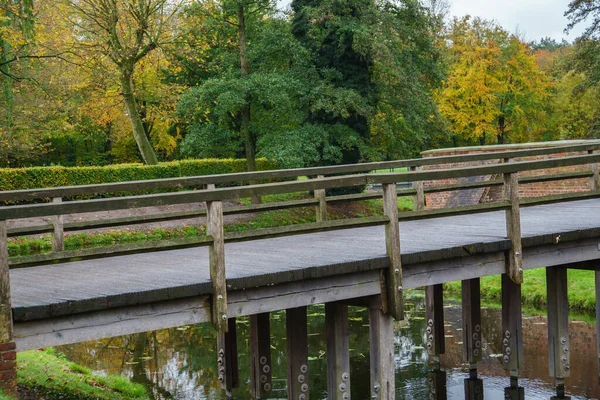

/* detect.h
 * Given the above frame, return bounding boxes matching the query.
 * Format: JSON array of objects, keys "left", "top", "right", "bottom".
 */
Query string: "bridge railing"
[{"left": 1, "top": 143, "right": 600, "bottom": 331}]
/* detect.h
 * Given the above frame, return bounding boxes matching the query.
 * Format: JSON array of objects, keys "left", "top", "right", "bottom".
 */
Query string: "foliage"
[
  {"left": 0, "top": 158, "right": 280, "bottom": 196},
  {"left": 438, "top": 17, "right": 552, "bottom": 145},
  {"left": 17, "top": 348, "right": 149, "bottom": 400}
]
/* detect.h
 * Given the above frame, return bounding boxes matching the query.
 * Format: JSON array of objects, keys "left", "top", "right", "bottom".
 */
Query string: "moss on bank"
[
  {"left": 1, "top": 349, "right": 149, "bottom": 400},
  {"left": 444, "top": 268, "right": 596, "bottom": 315}
]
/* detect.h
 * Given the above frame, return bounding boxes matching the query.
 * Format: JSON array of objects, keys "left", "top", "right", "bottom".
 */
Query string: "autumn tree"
[
  {"left": 438, "top": 17, "right": 551, "bottom": 145},
  {"left": 69, "top": 0, "right": 182, "bottom": 165}
]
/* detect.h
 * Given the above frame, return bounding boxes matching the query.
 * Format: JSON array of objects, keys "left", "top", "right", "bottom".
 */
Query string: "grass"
[
  {"left": 0, "top": 348, "right": 150, "bottom": 400},
  {"left": 9, "top": 192, "right": 414, "bottom": 257},
  {"left": 445, "top": 268, "right": 597, "bottom": 315}
]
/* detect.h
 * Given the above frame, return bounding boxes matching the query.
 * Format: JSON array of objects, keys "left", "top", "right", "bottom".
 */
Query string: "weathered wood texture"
[
  {"left": 0, "top": 222, "right": 12, "bottom": 343},
  {"left": 207, "top": 196, "right": 228, "bottom": 333},
  {"left": 589, "top": 150, "right": 599, "bottom": 191},
  {"left": 217, "top": 317, "right": 239, "bottom": 391},
  {"left": 3, "top": 143, "right": 598, "bottom": 203},
  {"left": 286, "top": 307, "right": 309, "bottom": 400},
  {"left": 369, "top": 306, "right": 395, "bottom": 400},
  {"left": 547, "top": 267, "right": 570, "bottom": 378},
  {"left": 382, "top": 183, "right": 403, "bottom": 320},
  {"left": 597, "top": 270, "right": 600, "bottom": 385},
  {"left": 410, "top": 166, "right": 425, "bottom": 211},
  {"left": 51, "top": 197, "right": 64, "bottom": 252},
  {"left": 464, "top": 377, "right": 484, "bottom": 400},
  {"left": 326, "top": 302, "right": 350, "bottom": 400},
  {"left": 427, "top": 371, "right": 447, "bottom": 400},
  {"left": 425, "top": 284, "right": 444, "bottom": 356},
  {"left": 501, "top": 275, "right": 523, "bottom": 371},
  {"left": 315, "top": 175, "right": 327, "bottom": 223},
  {"left": 462, "top": 278, "right": 482, "bottom": 363},
  {"left": 9, "top": 199, "right": 600, "bottom": 325},
  {"left": 250, "top": 313, "right": 272, "bottom": 397},
  {"left": 504, "top": 172, "right": 523, "bottom": 283}
]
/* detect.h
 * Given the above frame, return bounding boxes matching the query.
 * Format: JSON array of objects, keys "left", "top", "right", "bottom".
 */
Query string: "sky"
[{"left": 449, "top": 0, "right": 586, "bottom": 42}]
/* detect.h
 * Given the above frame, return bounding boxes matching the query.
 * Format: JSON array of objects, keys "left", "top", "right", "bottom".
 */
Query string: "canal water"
[{"left": 57, "top": 292, "right": 599, "bottom": 399}]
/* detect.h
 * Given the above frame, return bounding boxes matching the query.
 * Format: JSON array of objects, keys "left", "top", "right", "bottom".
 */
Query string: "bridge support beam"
[
  {"left": 502, "top": 274, "right": 524, "bottom": 399},
  {"left": 426, "top": 284, "right": 447, "bottom": 400},
  {"left": 217, "top": 317, "right": 239, "bottom": 397},
  {"left": 286, "top": 307, "right": 309, "bottom": 400},
  {"left": 369, "top": 303, "right": 395, "bottom": 400},
  {"left": 462, "top": 278, "right": 483, "bottom": 400},
  {"left": 547, "top": 267, "right": 571, "bottom": 399},
  {"left": 382, "top": 182, "right": 404, "bottom": 321},
  {"left": 315, "top": 175, "right": 327, "bottom": 222},
  {"left": 597, "top": 270, "right": 600, "bottom": 385},
  {"left": 326, "top": 302, "right": 350, "bottom": 400},
  {"left": 0, "top": 221, "right": 15, "bottom": 397},
  {"left": 250, "top": 313, "right": 272, "bottom": 398}
]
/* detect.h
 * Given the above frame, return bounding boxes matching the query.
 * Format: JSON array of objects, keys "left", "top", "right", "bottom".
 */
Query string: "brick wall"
[
  {"left": 421, "top": 142, "right": 598, "bottom": 209},
  {"left": 0, "top": 342, "right": 17, "bottom": 395}
]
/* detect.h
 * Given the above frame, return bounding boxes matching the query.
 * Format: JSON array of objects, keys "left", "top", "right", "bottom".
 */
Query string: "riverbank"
[
  {"left": 0, "top": 349, "right": 149, "bottom": 400},
  {"left": 445, "top": 268, "right": 596, "bottom": 315}
]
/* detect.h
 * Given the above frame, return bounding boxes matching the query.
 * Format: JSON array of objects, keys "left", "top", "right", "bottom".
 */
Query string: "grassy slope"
[
  {"left": 2, "top": 348, "right": 150, "bottom": 400},
  {"left": 445, "top": 268, "right": 596, "bottom": 315}
]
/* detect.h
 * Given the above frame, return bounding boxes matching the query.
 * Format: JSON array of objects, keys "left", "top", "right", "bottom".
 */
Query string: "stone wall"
[{"left": 421, "top": 141, "right": 600, "bottom": 209}]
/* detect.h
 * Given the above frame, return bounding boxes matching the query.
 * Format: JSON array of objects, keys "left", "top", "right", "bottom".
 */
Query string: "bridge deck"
[{"left": 10, "top": 199, "right": 600, "bottom": 323}]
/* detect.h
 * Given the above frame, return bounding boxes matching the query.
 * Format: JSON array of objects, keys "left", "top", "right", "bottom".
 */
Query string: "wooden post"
[
  {"left": 547, "top": 267, "right": 570, "bottom": 381},
  {"left": 462, "top": 278, "right": 482, "bottom": 364},
  {"left": 382, "top": 183, "right": 403, "bottom": 321},
  {"left": 315, "top": 175, "right": 327, "bottom": 222},
  {"left": 502, "top": 274, "right": 523, "bottom": 371},
  {"left": 217, "top": 317, "right": 239, "bottom": 395},
  {"left": 206, "top": 184, "right": 228, "bottom": 333},
  {"left": 250, "top": 313, "right": 272, "bottom": 398},
  {"left": 326, "top": 302, "right": 350, "bottom": 400},
  {"left": 286, "top": 307, "right": 309, "bottom": 400},
  {"left": 369, "top": 304, "right": 395, "bottom": 400},
  {"left": 589, "top": 149, "right": 599, "bottom": 191},
  {"left": 410, "top": 166, "right": 425, "bottom": 211},
  {"left": 427, "top": 370, "right": 447, "bottom": 400},
  {"left": 425, "top": 284, "right": 445, "bottom": 358},
  {"left": 51, "top": 197, "right": 64, "bottom": 252},
  {"left": 504, "top": 166, "right": 523, "bottom": 284},
  {"left": 0, "top": 221, "right": 16, "bottom": 396},
  {"left": 596, "top": 270, "right": 600, "bottom": 385}
]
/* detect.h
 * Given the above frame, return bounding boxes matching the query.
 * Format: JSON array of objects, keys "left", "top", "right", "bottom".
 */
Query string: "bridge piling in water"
[
  {"left": 426, "top": 284, "right": 447, "bottom": 399},
  {"left": 326, "top": 302, "right": 351, "bottom": 400},
  {"left": 502, "top": 274, "right": 524, "bottom": 399},
  {"left": 250, "top": 313, "right": 272, "bottom": 398},
  {"left": 368, "top": 299, "right": 395, "bottom": 400},
  {"left": 547, "top": 267, "right": 571, "bottom": 400},
  {"left": 286, "top": 307, "right": 309, "bottom": 400},
  {"left": 217, "top": 317, "right": 239, "bottom": 396},
  {"left": 462, "top": 278, "right": 484, "bottom": 400}
]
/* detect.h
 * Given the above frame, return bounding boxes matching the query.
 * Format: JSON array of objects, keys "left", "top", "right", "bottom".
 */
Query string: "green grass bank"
[
  {"left": 445, "top": 268, "right": 597, "bottom": 315},
  {"left": 1, "top": 349, "right": 149, "bottom": 400}
]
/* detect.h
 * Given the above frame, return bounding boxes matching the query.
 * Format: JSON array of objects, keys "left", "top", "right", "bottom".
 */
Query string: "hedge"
[{"left": 0, "top": 158, "right": 282, "bottom": 201}]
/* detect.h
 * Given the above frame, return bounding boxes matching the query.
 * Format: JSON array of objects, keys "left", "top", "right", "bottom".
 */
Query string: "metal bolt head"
[
  {"left": 473, "top": 349, "right": 479, "bottom": 357},
  {"left": 503, "top": 355, "right": 510, "bottom": 364},
  {"left": 260, "top": 356, "right": 268, "bottom": 365},
  {"left": 427, "top": 342, "right": 433, "bottom": 350},
  {"left": 264, "top": 382, "right": 272, "bottom": 391},
  {"left": 221, "top": 314, "right": 227, "bottom": 321},
  {"left": 219, "top": 349, "right": 225, "bottom": 357},
  {"left": 505, "top": 330, "right": 511, "bottom": 339},
  {"left": 475, "top": 325, "right": 481, "bottom": 332},
  {"left": 342, "top": 372, "right": 349, "bottom": 382},
  {"left": 219, "top": 367, "right": 225, "bottom": 374},
  {"left": 343, "top": 393, "right": 350, "bottom": 400},
  {"left": 561, "top": 356, "right": 567, "bottom": 363},
  {"left": 561, "top": 337, "right": 567, "bottom": 344},
  {"left": 260, "top": 375, "right": 268, "bottom": 383},
  {"left": 300, "top": 364, "right": 308, "bottom": 374},
  {"left": 371, "top": 395, "right": 378, "bottom": 400},
  {"left": 217, "top": 295, "right": 223, "bottom": 300},
  {"left": 428, "top": 319, "right": 434, "bottom": 327},
  {"left": 217, "top": 357, "right": 223, "bottom": 365},
  {"left": 398, "top": 286, "right": 403, "bottom": 292},
  {"left": 563, "top": 346, "right": 569, "bottom": 353},
  {"left": 475, "top": 341, "right": 481, "bottom": 348},
  {"left": 218, "top": 375, "right": 224, "bottom": 382},
  {"left": 395, "top": 268, "right": 400, "bottom": 274},
  {"left": 339, "top": 383, "right": 347, "bottom": 392},
  {"left": 503, "top": 338, "right": 509, "bottom": 347},
  {"left": 263, "top": 365, "right": 271, "bottom": 374},
  {"left": 565, "top": 364, "right": 571, "bottom": 371},
  {"left": 519, "top": 268, "right": 524, "bottom": 274},
  {"left": 298, "top": 374, "right": 305, "bottom": 383},
  {"left": 373, "top": 383, "right": 381, "bottom": 393},
  {"left": 299, "top": 394, "right": 306, "bottom": 400},
  {"left": 505, "top": 347, "right": 512, "bottom": 356},
  {"left": 426, "top": 326, "right": 432, "bottom": 334},
  {"left": 473, "top": 332, "right": 479, "bottom": 340},
  {"left": 301, "top": 383, "right": 309, "bottom": 392}
]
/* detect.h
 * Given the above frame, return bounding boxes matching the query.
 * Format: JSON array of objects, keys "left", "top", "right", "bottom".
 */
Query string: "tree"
[
  {"left": 69, "top": 0, "right": 181, "bottom": 165},
  {"left": 438, "top": 17, "right": 551, "bottom": 145},
  {"left": 566, "top": 0, "right": 600, "bottom": 39}
]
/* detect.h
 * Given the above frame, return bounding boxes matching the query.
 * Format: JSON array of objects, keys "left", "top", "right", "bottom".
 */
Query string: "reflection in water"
[{"left": 57, "top": 294, "right": 597, "bottom": 399}]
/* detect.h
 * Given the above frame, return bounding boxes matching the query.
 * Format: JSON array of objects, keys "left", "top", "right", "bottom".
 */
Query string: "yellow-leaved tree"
[{"left": 438, "top": 16, "right": 552, "bottom": 145}]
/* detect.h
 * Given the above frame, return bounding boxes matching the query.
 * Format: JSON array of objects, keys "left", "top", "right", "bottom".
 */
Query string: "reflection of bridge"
[{"left": 2, "top": 142, "right": 600, "bottom": 399}]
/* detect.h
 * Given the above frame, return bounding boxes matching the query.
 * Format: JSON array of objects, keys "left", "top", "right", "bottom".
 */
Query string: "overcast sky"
[{"left": 449, "top": 0, "right": 586, "bottom": 42}]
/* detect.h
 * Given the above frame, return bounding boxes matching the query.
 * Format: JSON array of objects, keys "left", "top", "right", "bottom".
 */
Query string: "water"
[{"left": 57, "top": 293, "right": 599, "bottom": 399}]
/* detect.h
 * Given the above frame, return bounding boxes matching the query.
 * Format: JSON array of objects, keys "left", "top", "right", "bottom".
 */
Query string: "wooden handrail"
[{"left": 1, "top": 142, "right": 599, "bottom": 203}]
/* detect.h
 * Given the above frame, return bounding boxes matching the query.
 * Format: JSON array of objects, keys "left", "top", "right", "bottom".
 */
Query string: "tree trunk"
[
  {"left": 119, "top": 68, "right": 158, "bottom": 165},
  {"left": 238, "top": 5, "right": 260, "bottom": 204},
  {"left": 497, "top": 115, "right": 505, "bottom": 144},
  {"left": 1, "top": 39, "right": 14, "bottom": 132}
]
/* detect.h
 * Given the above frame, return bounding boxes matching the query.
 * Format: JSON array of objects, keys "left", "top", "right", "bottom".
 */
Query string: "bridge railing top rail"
[
  {"left": 1, "top": 142, "right": 599, "bottom": 203},
  {"left": 1, "top": 150, "right": 600, "bottom": 221}
]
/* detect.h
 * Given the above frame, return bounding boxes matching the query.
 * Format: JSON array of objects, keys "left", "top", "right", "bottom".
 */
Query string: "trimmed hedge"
[{"left": 0, "top": 158, "right": 281, "bottom": 200}]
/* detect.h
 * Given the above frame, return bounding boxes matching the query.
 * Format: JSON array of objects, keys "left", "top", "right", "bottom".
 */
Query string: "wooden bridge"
[{"left": 3, "top": 142, "right": 600, "bottom": 399}]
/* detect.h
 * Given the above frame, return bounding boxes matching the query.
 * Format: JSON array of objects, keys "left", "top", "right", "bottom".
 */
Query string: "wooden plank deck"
[{"left": 10, "top": 199, "right": 600, "bottom": 324}]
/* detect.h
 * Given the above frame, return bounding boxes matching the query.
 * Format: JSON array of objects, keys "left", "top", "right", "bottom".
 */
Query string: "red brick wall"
[
  {"left": 0, "top": 342, "right": 17, "bottom": 396},
  {"left": 422, "top": 146, "right": 596, "bottom": 209}
]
